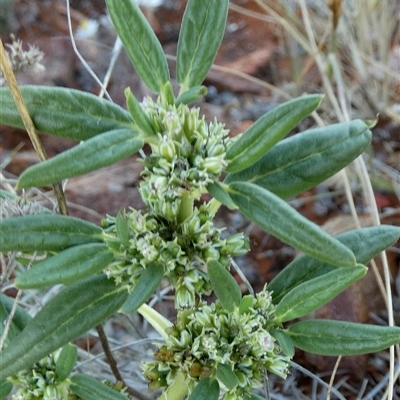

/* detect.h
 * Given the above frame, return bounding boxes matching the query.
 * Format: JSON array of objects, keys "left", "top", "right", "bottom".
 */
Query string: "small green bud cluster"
[
  {"left": 142, "top": 286, "right": 290, "bottom": 398},
  {"left": 103, "top": 202, "right": 249, "bottom": 308},
  {"left": 139, "top": 97, "right": 229, "bottom": 220},
  {"left": 8, "top": 348, "right": 72, "bottom": 400}
]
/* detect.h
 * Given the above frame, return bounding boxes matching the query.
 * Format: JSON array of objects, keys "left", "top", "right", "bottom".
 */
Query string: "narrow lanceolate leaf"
[
  {"left": 177, "top": 0, "right": 229, "bottom": 91},
  {"left": 0, "top": 86, "right": 132, "bottom": 140},
  {"left": 55, "top": 344, "right": 77, "bottom": 381},
  {"left": 206, "top": 181, "right": 236, "bottom": 209},
  {"left": 106, "top": 0, "right": 169, "bottom": 93},
  {"left": 269, "top": 225, "right": 400, "bottom": 304},
  {"left": 125, "top": 87, "right": 155, "bottom": 136},
  {"left": 175, "top": 85, "right": 208, "bottom": 106},
  {"left": 270, "top": 329, "right": 295, "bottom": 358},
  {"left": 121, "top": 262, "right": 165, "bottom": 313},
  {"left": 208, "top": 260, "right": 242, "bottom": 312},
  {"left": 225, "top": 95, "right": 323, "bottom": 173},
  {"left": 225, "top": 119, "right": 372, "bottom": 198},
  {"left": 275, "top": 265, "right": 367, "bottom": 322},
  {"left": 17, "top": 128, "right": 144, "bottom": 188},
  {"left": 116, "top": 209, "right": 130, "bottom": 247},
  {"left": 70, "top": 374, "right": 129, "bottom": 400},
  {"left": 228, "top": 182, "right": 356, "bottom": 267},
  {"left": 216, "top": 364, "right": 240, "bottom": 390},
  {"left": 288, "top": 320, "right": 400, "bottom": 355},
  {"left": 0, "top": 275, "right": 127, "bottom": 380},
  {"left": 0, "top": 215, "right": 103, "bottom": 253},
  {"left": 189, "top": 378, "right": 220, "bottom": 400},
  {"left": 15, "top": 244, "right": 114, "bottom": 289}
]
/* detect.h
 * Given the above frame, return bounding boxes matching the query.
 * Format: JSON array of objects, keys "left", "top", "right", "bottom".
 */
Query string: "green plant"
[{"left": 0, "top": 0, "right": 399, "bottom": 399}]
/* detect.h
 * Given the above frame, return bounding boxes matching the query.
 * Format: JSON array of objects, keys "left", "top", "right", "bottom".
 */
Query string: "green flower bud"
[
  {"left": 161, "top": 199, "right": 180, "bottom": 220},
  {"left": 223, "top": 233, "right": 249, "bottom": 256},
  {"left": 202, "top": 156, "right": 226, "bottom": 175},
  {"left": 159, "top": 135, "right": 176, "bottom": 161}
]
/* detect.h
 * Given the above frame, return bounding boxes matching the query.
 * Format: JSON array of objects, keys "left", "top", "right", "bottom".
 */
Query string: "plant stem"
[
  {"left": 96, "top": 324, "right": 124, "bottom": 383},
  {"left": 0, "top": 39, "right": 68, "bottom": 215}
]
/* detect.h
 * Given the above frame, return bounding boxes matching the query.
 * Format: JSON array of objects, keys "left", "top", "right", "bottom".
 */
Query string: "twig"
[
  {"left": 290, "top": 361, "right": 347, "bottom": 400},
  {"left": 65, "top": 0, "right": 112, "bottom": 101},
  {"left": 95, "top": 324, "right": 124, "bottom": 383},
  {"left": 98, "top": 36, "right": 122, "bottom": 99},
  {"left": 0, "top": 39, "right": 68, "bottom": 215},
  {"left": 327, "top": 356, "right": 342, "bottom": 400},
  {"left": 0, "top": 288, "right": 23, "bottom": 352}
]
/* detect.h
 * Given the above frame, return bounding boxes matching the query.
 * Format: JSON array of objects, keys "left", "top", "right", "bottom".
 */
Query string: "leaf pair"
[
  {"left": 220, "top": 114, "right": 372, "bottom": 267},
  {"left": 0, "top": 85, "right": 144, "bottom": 188},
  {"left": 105, "top": 0, "right": 229, "bottom": 94},
  {"left": 273, "top": 225, "right": 400, "bottom": 356}
]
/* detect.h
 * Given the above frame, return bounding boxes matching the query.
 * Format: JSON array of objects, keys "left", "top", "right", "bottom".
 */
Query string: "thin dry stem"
[{"left": 0, "top": 39, "right": 68, "bottom": 215}]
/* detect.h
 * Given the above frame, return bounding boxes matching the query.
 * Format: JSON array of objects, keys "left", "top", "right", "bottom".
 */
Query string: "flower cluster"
[
  {"left": 142, "top": 286, "right": 291, "bottom": 398},
  {"left": 102, "top": 96, "right": 249, "bottom": 307},
  {"left": 103, "top": 203, "right": 248, "bottom": 308},
  {"left": 8, "top": 349, "right": 71, "bottom": 400},
  {"left": 139, "top": 96, "right": 230, "bottom": 220}
]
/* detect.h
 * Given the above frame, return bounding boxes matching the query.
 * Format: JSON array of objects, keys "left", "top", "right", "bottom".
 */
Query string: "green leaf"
[
  {"left": 55, "top": 344, "right": 77, "bottom": 381},
  {"left": 287, "top": 320, "right": 400, "bottom": 355},
  {"left": 177, "top": 0, "right": 229, "bottom": 91},
  {"left": 225, "top": 95, "right": 323, "bottom": 173},
  {"left": 239, "top": 295, "right": 254, "bottom": 315},
  {"left": 124, "top": 87, "right": 155, "bottom": 136},
  {"left": 275, "top": 265, "right": 367, "bottom": 322},
  {"left": 228, "top": 182, "right": 356, "bottom": 267},
  {"left": 70, "top": 374, "right": 129, "bottom": 400},
  {"left": 216, "top": 364, "right": 239, "bottom": 390},
  {"left": 206, "top": 181, "right": 236, "bottom": 209},
  {"left": 0, "top": 381, "right": 13, "bottom": 399},
  {"left": 175, "top": 86, "right": 208, "bottom": 106},
  {"left": 269, "top": 225, "right": 400, "bottom": 304},
  {"left": 0, "top": 214, "right": 102, "bottom": 253},
  {"left": 0, "top": 275, "right": 127, "bottom": 380},
  {"left": 15, "top": 243, "right": 114, "bottom": 288},
  {"left": 0, "top": 293, "right": 31, "bottom": 331},
  {"left": 0, "top": 86, "right": 132, "bottom": 140},
  {"left": 106, "top": 0, "right": 169, "bottom": 93},
  {"left": 121, "top": 262, "right": 164, "bottom": 313},
  {"left": 116, "top": 209, "right": 130, "bottom": 247},
  {"left": 208, "top": 260, "right": 242, "bottom": 312},
  {"left": 189, "top": 378, "right": 219, "bottom": 400},
  {"left": 225, "top": 119, "right": 372, "bottom": 198},
  {"left": 17, "top": 128, "right": 144, "bottom": 188},
  {"left": 270, "top": 329, "right": 295, "bottom": 358}
]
